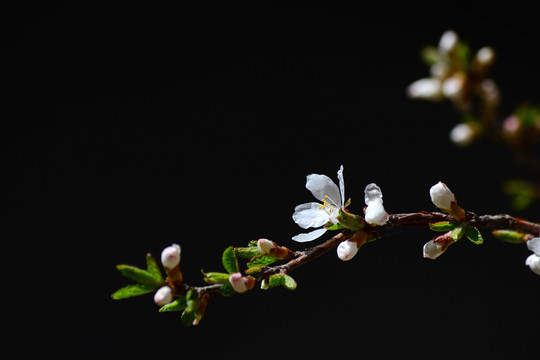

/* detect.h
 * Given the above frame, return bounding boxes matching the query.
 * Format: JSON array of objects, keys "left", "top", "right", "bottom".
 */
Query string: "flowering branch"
[{"left": 112, "top": 167, "right": 540, "bottom": 326}]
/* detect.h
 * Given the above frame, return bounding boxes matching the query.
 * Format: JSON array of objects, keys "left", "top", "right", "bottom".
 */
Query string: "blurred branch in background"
[{"left": 407, "top": 30, "right": 540, "bottom": 210}]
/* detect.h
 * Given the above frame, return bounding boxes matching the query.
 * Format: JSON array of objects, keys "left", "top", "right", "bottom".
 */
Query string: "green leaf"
[
  {"left": 111, "top": 284, "right": 155, "bottom": 300},
  {"left": 201, "top": 270, "right": 230, "bottom": 284},
  {"left": 116, "top": 264, "right": 163, "bottom": 287},
  {"left": 181, "top": 290, "right": 200, "bottom": 326},
  {"left": 429, "top": 221, "right": 458, "bottom": 232},
  {"left": 420, "top": 46, "right": 442, "bottom": 66},
  {"left": 450, "top": 225, "right": 465, "bottom": 241},
  {"left": 146, "top": 253, "right": 164, "bottom": 282},
  {"left": 464, "top": 226, "right": 483, "bottom": 245},
  {"left": 492, "top": 229, "right": 528, "bottom": 244},
  {"left": 219, "top": 283, "right": 236, "bottom": 297},
  {"left": 325, "top": 221, "right": 345, "bottom": 231},
  {"left": 280, "top": 275, "right": 297, "bottom": 290},
  {"left": 222, "top": 246, "right": 239, "bottom": 274},
  {"left": 247, "top": 254, "right": 279, "bottom": 268},
  {"left": 159, "top": 296, "right": 187, "bottom": 312},
  {"left": 235, "top": 246, "right": 260, "bottom": 259},
  {"left": 264, "top": 274, "right": 297, "bottom": 290}
]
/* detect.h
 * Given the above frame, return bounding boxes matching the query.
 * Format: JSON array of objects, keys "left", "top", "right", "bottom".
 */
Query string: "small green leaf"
[
  {"left": 159, "top": 296, "right": 187, "bottom": 312},
  {"left": 281, "top": 275, "right": 297, "bottom": 290},
  {"left": 222, "top": 246, "right": 239, "bottom": 274},
  {"left": 201, "top": 270, "right": 230, "bottom": 284},
  {"left": 116, "top": 264, "right": 163, "bottom": 287},
  {"left": 450, "top": 225, "right": 465, "bottom": 241},
  {"left": 111, "top": 284, "right": 155, "bottom": 300},
  {"left": 268, "top": 275, "right": 284, "bottom": 288},
  {"left": 492, "top": 229, "right": 528, "bottom": 244},
  {"left": 245, "top": 266, "right": 263, "bottom": 275},
  {"left": 464, "top": 226, "right": 483, "bottom": 245},
  {"left": 247, "top": 254, "right": 279, "bottom": 268},
  {"left": 429, "top": 221, "right": 458, "bottom": 232},
  {"left": 235, "top": 246, "right": 260, "bottom": 259},
  {"left": 146, "top": 253, "right": 164, "bottom": 282},
  {"left": 325, "top": 221, "right": 345, "bottom": 231},
  {"left": 181, "top": 290, "right": 200, "bottom": 326},
  {"left": 219, "top": 283, "right": 236, "bottom": 297},
  {"left": 420, "top": 46, "right": 442, "bottom": 66}
]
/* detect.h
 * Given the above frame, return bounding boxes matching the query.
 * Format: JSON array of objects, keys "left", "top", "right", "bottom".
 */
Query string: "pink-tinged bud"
[
  {"left": 337, "top": 240, "right": 359, "bottom": 261},
  {"left": 161, "top": 244, "right": 181, "bottom": 269},
  {"left": 257, "top": 238, "right": 276, "bottom": 255},
  {"left": 228, "top": 273, "right": 255, "bottom": 293},
  {"left": 429, "top": 182, "right": 455, "bottom": 211},
  {"left": 154, "top": 286, "right": 174, "bottom": 306}
]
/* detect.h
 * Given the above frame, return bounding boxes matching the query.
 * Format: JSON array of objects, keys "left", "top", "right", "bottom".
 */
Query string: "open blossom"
[
  {"left": 525, "top": 238, "right": 540, "bottom": 276},
  {"left": 292, "top": 165, "right": 345, "bottom": 242},
  {"left": 364, "top": 183, "right": 389, "bottom": 226}
]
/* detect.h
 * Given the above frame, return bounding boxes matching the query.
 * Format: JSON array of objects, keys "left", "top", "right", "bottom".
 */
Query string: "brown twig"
[{"left": 186, "top": 212, "right": 540, "bottom": 298}]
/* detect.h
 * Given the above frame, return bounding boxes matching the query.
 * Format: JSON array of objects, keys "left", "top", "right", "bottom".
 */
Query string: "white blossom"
[
  {"left": 154, "top": 286, "right": 173, "bottom": 306},
  {"left": 292, "top": 166, "right": 345, "bottom": 242},
  {"left": 430, "top": 182, "right": 456, "bottom": 211},
  {"left": 337, "top": 240, "right": 359, "bottom": 261},
  {"left": 161, "top": 244, "right": 181, "bottom": 269},
  {"left": 442, "top": 72, "right": 465, "bottom": 99},
  {"left": 525, "top": 238, "right": 540, "bottom": 276},
  {"left": 475, "top": 46, "right": 495, "bottom": 67},
  {"left": 364, "top": 183, "right": 389, "bottom": 226}
]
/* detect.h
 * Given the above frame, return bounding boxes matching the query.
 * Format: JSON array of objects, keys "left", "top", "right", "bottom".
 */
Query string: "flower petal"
[
  {"left": 527, "top": 238, "right": 540, "bottom": 256},
  {"left": 292, "top": 202, "right": 330, "bottom": 229},
  {"left": 292, "top": 228, "right": 327, "bottom": 242},
  {"left": 306, "top": 173, "right": 341, "bottom": 207},
  {"left": 337, "top": 165, "right": 345, "bottom": 206}
]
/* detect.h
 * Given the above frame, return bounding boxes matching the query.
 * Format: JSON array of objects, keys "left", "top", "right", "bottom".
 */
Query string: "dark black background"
[{"left": 9, "top": 4, "right": 540, "bottom": 359}]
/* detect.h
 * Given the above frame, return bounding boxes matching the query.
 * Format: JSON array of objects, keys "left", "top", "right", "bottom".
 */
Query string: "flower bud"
[
  {"left": 228, "top": 272, "right": 255, "bottom": 293},
  {"left": 442, "top": 72, "right": 466, "bottom": 99},
  {"left": 449, "top": 123, "right": 476, "bottom": 147},
  {"left": 474, "top": 46, "right": 495, "bottom": 67},
  {"left": 161, "top": 244, "right": 181, "bottom": 269},
  {"left": 429, "top": 182, "right": 456, "bottom": 211},
  {"left": 525, "top": 254, "right": 540, "bottom": 276},
  {"left": 154, "top": 286, "right": 174, "bottom": 306},
  {"left": 364, "top": 183, "right": 384, "bottom": 204},
  {"left": 423, "top": 239, "right": 444, "bottom": 260},
  {"left": 257, "top": 238, "right": 276, "bottom": 255},
  {"left": 423, "top": 231, "right": 454, "bottom": 260},
  {"left": 364, "top": 201, "right": 389, "bottom": 226},
  {"left": 406, "top": 78, "right": 442, "bottom": 101},
  {"left": 527, "top": 238, "right": 540, "bottom": 255},
  {"left": 337, "top": 239, "right": 359, "bottom": 261},
  {"left": 438, "top": 30, "right": 458, "bottom": 53}
]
